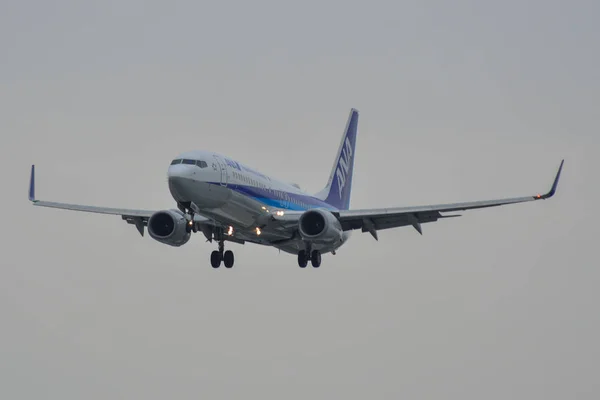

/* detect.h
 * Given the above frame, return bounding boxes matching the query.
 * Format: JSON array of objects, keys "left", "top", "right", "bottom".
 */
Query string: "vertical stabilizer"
[{"left": 315, "top": 108, "right": 359, "bottom": 210}]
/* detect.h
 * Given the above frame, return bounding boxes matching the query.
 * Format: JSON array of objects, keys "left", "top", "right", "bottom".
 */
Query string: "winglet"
[
  {"left": 537, "top": 159, "right": 564, "bottom": 200},
  {"left": 29, "top": 165, "right": 36, "bottom": 202}
]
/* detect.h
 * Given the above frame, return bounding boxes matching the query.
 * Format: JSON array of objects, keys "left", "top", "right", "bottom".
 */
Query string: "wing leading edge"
[
  {"left": 337, "top": 160, "right": 564, "bottom": 239},
  {"left": 27, "top": 165, "right": 213, "bottom": 236}
]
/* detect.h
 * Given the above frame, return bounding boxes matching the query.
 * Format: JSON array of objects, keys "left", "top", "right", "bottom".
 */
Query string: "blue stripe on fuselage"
[{"left": 207, "top": 182, "right": 338, "bottom": 211}]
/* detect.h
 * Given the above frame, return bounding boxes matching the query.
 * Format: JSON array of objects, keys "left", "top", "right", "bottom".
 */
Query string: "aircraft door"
[{"left": 213, "top": 155, "right": 228, "bottom": 187}]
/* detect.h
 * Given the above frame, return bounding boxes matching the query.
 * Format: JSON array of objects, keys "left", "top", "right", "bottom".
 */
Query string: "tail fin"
[{"left": 315, "top": 108, "right": 359, "bottom": 210}]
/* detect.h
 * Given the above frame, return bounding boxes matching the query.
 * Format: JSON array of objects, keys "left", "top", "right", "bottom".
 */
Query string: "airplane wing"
[
  {"left": 27, "top": 165, "right": 213, "bottom": 237},
  {"left": 336, "top": 160, "right": 564, "bottom": 240}
]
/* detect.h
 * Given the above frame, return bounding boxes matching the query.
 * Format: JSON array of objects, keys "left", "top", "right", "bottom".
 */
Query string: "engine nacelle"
[
  {"left": 147, "top": 209, "right": 191, "bottom": 247},
  {"left": 298, "top": 209, "right": 344, "bottom": 244}
]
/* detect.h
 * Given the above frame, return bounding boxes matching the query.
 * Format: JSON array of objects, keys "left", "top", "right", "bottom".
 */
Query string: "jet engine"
[
  {"left": 298, "top": 209, "right": 344, "bottom": 244},
  {"left": 147, "top": 209, "right": 191, "bottom": 247}
]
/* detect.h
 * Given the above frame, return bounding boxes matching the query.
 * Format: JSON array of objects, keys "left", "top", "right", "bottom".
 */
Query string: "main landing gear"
[
  {"left": 210, "top": 235, "right": 235, "bottom": 269},
  {"left": 298, "top": 248, "right": 321, "bottom": 268}
]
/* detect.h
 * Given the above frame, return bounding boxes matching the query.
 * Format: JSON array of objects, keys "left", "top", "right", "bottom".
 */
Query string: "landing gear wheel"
[
  {"left": 311, "top": 250, "right": 321, "bottom": 268},
  {"left": 297, "top": 250, "right": 308, "bottom": 268},
  {"left": 223, "top": 250, "right": 234, "bottom": 268},
  {"left": 210, "top": 251, "right": 221, "bottom": 268}
]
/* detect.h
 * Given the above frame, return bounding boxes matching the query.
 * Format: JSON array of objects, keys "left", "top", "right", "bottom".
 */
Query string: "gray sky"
[{"left": 1, "top": 0, "right": 598, "bottom": 398}]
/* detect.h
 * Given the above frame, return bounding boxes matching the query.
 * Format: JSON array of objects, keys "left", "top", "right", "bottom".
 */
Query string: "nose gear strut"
[
  {"left": 177, "top": 203, "right": 236, "bottom": 269},
  {"left": 210, "top": 227, "right": 235, "bottom": 269}
]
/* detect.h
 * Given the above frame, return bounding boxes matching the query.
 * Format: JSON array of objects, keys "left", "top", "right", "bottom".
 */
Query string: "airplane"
[{"left": 28, "top": 109, "right": 563, "bottom": 269}]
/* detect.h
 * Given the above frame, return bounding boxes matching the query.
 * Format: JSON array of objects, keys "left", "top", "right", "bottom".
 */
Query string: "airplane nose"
[
  {"left": 168, "top": 164, "right": 194, "bottom": 180},
  {"left": 167, "top": 160, "right": 228, "bottom": 208},
  {"left": 168, "top": 164, "right": 196, "bottom": 201}
]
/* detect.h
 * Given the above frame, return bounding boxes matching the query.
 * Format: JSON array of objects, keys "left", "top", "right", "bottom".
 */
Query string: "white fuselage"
[{"left": 167, "top": 150, "right": 351, "bottom": 254}]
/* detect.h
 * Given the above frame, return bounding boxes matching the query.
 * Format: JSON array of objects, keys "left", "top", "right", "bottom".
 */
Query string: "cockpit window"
[{"left": 174, "top": 158, "right": 208, "bottom": 168}]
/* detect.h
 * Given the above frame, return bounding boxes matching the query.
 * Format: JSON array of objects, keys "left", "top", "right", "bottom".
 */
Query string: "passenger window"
[{"left": 170, "top": 159, "right": 182, "bottom": 165}]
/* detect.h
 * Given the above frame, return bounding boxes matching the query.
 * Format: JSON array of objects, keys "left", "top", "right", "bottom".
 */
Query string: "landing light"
[
  {"left": 255, "top": 227, "right": 262, "bottom": 236},
  {"left": 275, "top": 210, "right": 285, "bottom": 217},
  {"left": 227, "top": 226, "right": 234, "bottom": 236},
  {"left": 188, "top": 220, "right": 193, "bottom": 226}
]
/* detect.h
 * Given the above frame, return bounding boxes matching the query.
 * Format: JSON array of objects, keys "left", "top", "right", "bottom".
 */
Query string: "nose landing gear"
[
  {"left": 210, "top": 231, "right": 235, "bottom": 269},
  {"left": 177, "top": 202, "right": 235, "bottom": 269},
  {"left": 179, "top": 202, "right": 198, "bottom": 234},
  {"left": 210, "top": 250, "right": 221, "bottom": 268},
  {"left": 223, "top": 250, "right": 234, "bottom": 268}
]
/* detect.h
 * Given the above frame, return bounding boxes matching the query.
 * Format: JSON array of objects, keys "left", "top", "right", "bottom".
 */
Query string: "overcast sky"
[{"left": 1, "top": 0, "right": 598, "bottom": 399}]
